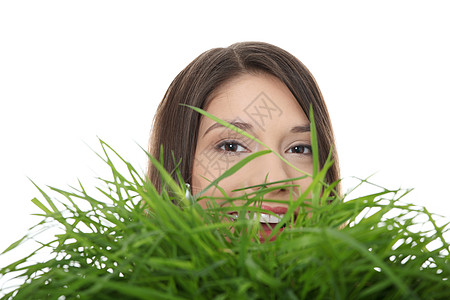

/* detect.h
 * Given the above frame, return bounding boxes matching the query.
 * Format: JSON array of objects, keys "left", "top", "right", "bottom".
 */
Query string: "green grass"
[{"left": 1, "top": 109, "right": 449, "bottom": 299}]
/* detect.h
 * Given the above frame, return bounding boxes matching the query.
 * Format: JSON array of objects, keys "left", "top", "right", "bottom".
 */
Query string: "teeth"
[
  {"left": 255, "top": 213, "right": 284, "bottom": 224},
  {"left": 229, "top": 213, "right": 284, "bottom": 223}
]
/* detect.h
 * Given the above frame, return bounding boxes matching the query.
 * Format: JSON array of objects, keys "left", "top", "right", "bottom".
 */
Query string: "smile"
[
  {"left": 229, "top": 212, "right": 286, "bottom": 224},
  {"left": 227, "top": 205, "right": 295, "bottom": 223},
  {"left": 226, "top": 205, "right": 297, "bottom": 242}
]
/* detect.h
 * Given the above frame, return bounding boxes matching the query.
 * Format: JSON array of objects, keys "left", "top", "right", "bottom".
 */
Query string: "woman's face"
[{"left": 191, "top": 73, "right": 313, "bottom": 237}]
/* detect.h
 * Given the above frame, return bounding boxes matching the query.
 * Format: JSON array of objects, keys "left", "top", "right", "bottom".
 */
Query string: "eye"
[
  {"left": 216, "top": 140, "right": 248, "bottom": 153},
  {"left": 287, "top": 144, "right": 312, "bottom": 154}
]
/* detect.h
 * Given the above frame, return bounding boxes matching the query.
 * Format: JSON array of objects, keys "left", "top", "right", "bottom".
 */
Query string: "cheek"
[
  {"left": 191, "top": 150, "right": 240, "bottom": 193},
  {"left": 292, "top": 159, "right": 313, "bottom": 174},
  {"left": 297, "top": 177, "right": 313, "bottom": 195},
  {"left": 287, "top": 167, "right": 314, "bottom": 199},
  {"left": 193, "top": 152, "right": 226, "bottom": 180},
  {"left": 192, "top": 161, "right": 245, "bottom": 209},
  {"left": 191, "top": 163, "right": 208, "bottom": 195}
]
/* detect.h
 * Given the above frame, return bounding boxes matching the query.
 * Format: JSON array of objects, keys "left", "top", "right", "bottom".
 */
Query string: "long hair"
[{"left": 148, "top": 42, "right": 340, "bottom": 195}]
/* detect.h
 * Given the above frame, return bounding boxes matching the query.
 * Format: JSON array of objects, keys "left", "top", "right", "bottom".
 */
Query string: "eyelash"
[
  {"left": 286, "top": 145, "right": 312, "bottom": 155},
  {"left": 216, "top": 140, "right": 249, "bottom": 154},
  {"left": 216, "top": 140, "right": 312, "bottom": 155}
]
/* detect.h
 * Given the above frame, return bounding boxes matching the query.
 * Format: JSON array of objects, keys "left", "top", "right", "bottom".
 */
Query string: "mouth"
[{"left": 227, "top": 205, "right": 296, "bottom": 242}]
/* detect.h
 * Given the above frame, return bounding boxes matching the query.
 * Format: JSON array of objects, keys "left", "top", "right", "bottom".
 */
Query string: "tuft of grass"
[{"left": 1, "top": 109, "right": 449, "bottom": 299}]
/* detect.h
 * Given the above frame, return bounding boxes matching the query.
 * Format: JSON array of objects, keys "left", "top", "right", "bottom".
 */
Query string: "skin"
[{"left": 191, "top": 73, "right": 313, "bottom": 211}]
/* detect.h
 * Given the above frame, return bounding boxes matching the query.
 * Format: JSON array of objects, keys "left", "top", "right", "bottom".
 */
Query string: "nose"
[{"left": 245, "top": 152, "right": 292, "bottom": 200}]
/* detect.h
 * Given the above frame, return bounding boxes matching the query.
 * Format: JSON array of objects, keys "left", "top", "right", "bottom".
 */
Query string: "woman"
[{"left": 148, "top": 42, "right": 340, "bottom": 238}]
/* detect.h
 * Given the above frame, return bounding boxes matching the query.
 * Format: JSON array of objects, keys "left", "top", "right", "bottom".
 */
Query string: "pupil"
[
  {"left": 294, "top": 146, "right": 303, "bottom": 153},
  {"left": 226, "top": 143, "right": 236, "bottom": 151}
]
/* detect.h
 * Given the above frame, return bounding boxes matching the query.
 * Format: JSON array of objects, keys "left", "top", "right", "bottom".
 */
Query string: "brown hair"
[{"left": 148, "top": 42, "right": 340, "bottom": 195}]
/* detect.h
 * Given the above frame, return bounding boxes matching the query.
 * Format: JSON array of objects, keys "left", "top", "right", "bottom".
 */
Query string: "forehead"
[{"left": 200, "top": 73, "right": 308, "bottom": 131}]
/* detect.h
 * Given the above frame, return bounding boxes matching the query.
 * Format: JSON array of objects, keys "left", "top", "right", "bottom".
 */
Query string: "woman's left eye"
[{"left": 287, "top": 145, "right": 312, "bottom": 154}]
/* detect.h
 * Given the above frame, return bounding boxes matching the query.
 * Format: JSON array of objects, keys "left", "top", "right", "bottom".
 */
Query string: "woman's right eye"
[{"left": 216, "top": 141, "right": 248, "bottom": 153}]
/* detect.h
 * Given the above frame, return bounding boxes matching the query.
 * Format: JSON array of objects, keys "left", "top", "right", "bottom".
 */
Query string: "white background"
[{"left": 1, "top": 0, "right": 449, "bottom": 293}]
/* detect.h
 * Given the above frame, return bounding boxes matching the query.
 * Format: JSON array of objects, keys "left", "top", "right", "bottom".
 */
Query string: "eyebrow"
[
  {"left": 203, "top": 122, "right": 310, "bottom": 137},
  {"left": 290, "top": 125, "right": 310, "bottom": 133},
  {"left": 203, "top": 121, "right": 254, "bottom": 137}
]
